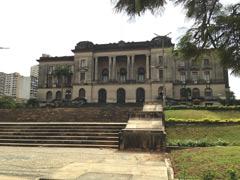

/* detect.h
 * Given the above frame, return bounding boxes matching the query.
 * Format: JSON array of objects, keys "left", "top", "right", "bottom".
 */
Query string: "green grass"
[
  {"left": 170, "top": 147, "right": 240, "bottom": 179},
  {"left": 165, "top": 110, "right": 240, "bottom": 120},
  {"left": 166, "top": 124, "right": 240, "bottom": 145}
]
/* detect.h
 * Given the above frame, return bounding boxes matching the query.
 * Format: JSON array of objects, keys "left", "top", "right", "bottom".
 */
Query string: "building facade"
[
  {"left": 37, "top": 37, "right": 229, "bottom": 105},
  {"left": 0, "top": 72, "right": 6, "bottom": 97},
  {"left": 4, "top": 72, "right": 21, "bottom": 98},
  {"left": 30, "top": 65, "right": 39, "bottom": 99}
]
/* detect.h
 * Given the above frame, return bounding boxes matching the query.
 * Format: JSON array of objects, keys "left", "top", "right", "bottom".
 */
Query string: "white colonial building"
[{"left": 37, "top": 37, "right": 229, "bottom": 105}]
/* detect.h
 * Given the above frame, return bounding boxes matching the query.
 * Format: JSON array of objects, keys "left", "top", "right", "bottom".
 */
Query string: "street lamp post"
[{"left": 154, "top": 32, "right": 171, "bottom": 106}]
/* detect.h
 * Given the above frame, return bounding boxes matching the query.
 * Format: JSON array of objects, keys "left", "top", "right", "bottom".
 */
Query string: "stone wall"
[{"left": 0, "top": 105, "right": 142, "bottom": 122}]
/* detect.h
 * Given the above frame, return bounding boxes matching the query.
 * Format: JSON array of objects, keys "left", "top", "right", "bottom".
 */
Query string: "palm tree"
[
  {"left": 54, "top": 65, "right": 70, "bottom": 102},
  {"left": 112, "top": 0, "right": 166, "bottom": 19}
]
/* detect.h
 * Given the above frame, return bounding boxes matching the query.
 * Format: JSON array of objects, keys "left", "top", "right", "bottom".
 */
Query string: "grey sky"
[{"left": 0, "top": 0, "right": 239, "bottom": 98}]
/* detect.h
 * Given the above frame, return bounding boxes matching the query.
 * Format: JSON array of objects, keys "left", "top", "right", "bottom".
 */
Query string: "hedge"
[
  {"left": 167, "top": 118, "right": 240, "bottom": 123},
  {"left": 164, "top": 105, "right": 240, "bottom": 111}
]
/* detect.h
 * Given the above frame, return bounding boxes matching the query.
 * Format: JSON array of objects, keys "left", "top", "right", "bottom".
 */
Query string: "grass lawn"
[
  {"left": 169, "top": 147, "right": 240, "bottom": 179},
  {"left": 165, "top": 110, "right": 240, "bottom": 120},
  {"left": 166, "top": 124, "right": 240, "bottom": 145}
]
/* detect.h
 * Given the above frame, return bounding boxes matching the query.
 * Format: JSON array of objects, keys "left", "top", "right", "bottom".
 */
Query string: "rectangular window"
[
  {"left": 204, "top": 71, "right": 210, "bottom": 81},
  {"left": 192, "top": 60, "right": 197, "bottom": 66},
  {"left": 81, "top": 60, "right": 86, "bottom": 67},
  {"left": 192, "top": 72, "right": 198, "bottom": 81},
  {"left": 180, "top": 72, "right": 186, "bottom": 82},
  {"left": 180, "top": 61, "right": 185, "bottom": 67},
  {"left": 48, "top": 66, "right": 53, "bottom": 74},
  {"left": 159, "top": 70, "right": 163, "bottom": 81},
  {"left": 80, "top": 72, "right": 85, "bottom": 81},
  {"left": 159, "top": 56, "right": 163, "bottom": 65},
  {"left": 204, "top": 59, "right": 210, "bottom": 66},
  {"left": 68, "top": 65, "right": 72, "bottom": 72},
  {"left": 48, "top": 77, "right": 52, "bottom": 88}
]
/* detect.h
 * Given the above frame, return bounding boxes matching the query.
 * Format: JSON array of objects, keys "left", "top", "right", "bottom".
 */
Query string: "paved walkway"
[{"left": 0, "top": 146, "right": 168, "bottom": 180}]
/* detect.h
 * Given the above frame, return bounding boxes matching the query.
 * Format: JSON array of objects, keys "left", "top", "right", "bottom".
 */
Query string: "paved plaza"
[{"left": 0, "top": 146, "right": 169, "bottom": 180}]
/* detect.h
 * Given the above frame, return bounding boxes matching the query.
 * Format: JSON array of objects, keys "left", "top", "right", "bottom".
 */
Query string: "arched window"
[
  {"left": 56, "top": 91, "right": 62, "bottom": 101},
  {"left": 79, "top": 88, "right": 85, "bottom": 98},
  {"left": 205, "top": 88, "right": 212, "bottom": 97},
  {"left": 57, "top": 76, "right": 62, "bottom": 87},
  {"left": 120, "top": 68, "right": 127, "bottom": 83},
  {"left": 192, "top": 88, "right": 200, "bottom": 98},
  {"left": 102, "top": 69, "right": 108, "bottom": 82},
  {"left": 138, "top": 68, "right": 145, "bottom": 81},
  {"left": 46, "top": 91, "right": 52, "bottom": 102},
  {"left": 98, "top": 89, "right": 107, "bottom": 103},
  {"left": 117, "top": 88, "right": 126, "bottom": 103},
  {"left": 158, "top": 86, "right": 163, "bottom": 99},
  {"left": 65, "top": 90, "right": 72, "bottom": 100},
  {"left": 136, "top": 88, "right": 145, "bottom": 102},
  {"left": 180, "top": 88, "right": 187, "bottom": 99}
]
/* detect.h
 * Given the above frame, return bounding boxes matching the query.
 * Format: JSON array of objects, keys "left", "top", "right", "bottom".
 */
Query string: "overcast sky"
[{"left": 0, "top": 0, "right": 239, "bottom": 98}]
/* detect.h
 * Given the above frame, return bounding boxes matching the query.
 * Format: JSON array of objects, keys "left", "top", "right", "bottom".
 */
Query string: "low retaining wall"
[{"left": 0, "top": 106, "right": 142, "bottom": 122}]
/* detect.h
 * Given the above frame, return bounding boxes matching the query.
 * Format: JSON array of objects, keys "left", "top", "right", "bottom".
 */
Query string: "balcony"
[
  {"left": 178, "top": 65, "right": 186, "bottom": 71},
  {"left": 79, "top": 65, "right": 88, "bottom": 71}
]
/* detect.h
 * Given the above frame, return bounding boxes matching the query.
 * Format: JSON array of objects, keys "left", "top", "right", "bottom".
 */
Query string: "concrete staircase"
[{"left": 0, "top": 122, "right": 126, "bottom": 148}]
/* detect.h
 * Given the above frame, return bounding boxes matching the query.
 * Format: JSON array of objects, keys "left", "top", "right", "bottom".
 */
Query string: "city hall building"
[{"left": 37, "top": 36, "right": 229, "bottom": 105}]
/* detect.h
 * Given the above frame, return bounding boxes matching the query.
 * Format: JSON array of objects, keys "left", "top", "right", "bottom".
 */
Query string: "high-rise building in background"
[
  {"left": 4, "top": 72, "right": 21, "bottom": 98},
  {"left": 30, "top": 65, "right": 39, "bottom": 98},
  {"left": 0, "top": 72, "right": 31, "bottom": 102},
  {"left": 0, "top": 72, "right": 6, "bottom": 97},
  {"left": 19, "top": 76, "right": 31, "bottom": 100}
]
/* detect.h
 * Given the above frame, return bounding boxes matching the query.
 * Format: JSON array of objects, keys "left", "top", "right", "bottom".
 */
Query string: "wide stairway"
[{"left": 0, "top": 122, "right": 126, "bottom": 148}]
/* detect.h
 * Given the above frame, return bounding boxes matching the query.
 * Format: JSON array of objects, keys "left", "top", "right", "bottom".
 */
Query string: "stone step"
[
  {"left": 0, "top": 139, "right": 119, "bottom": 145},
  {"left": 0, "top": 122, "right": 127, "bottom": 126},
  {"left": 0, "top": 135, "right": 118, "bottom": 140},
  {"left": 0, "top": 132, "right": 119, "bottom": 136},
  {"left": 0, "top": 122, "right": 125, "bottom": 148},
  {"left": 0, "top": 125, "right": 126, "bottom": 129},
  {"left": 0, "top": 143, "right": 119, "bottom": 148},
  {"left": 0, "top": 129, "right": 122, "bottom": 132}
]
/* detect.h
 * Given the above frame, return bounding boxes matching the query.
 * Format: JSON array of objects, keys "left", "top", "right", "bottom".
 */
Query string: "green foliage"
[
  {"left": 0, "top": 97, "right": 16, "bottom": 109},
  {"left": 202, "top": 169, "right": 220, "bottom": 180},
  {"left": 178, "top": 170, "right": 195, "bottom": 180},
  {"left": 167, "top": 118, "right": 240, "bottom": 123},
  {"left": 113, "top": 0, "right": 240, "bottom": 75},
  {"left": 170, "top": 147, "right": 240, "bottom": 179},
  {"left": 15, "top": 102, "right": 26, "bottom": 109},
  {"left": 226, "top": 167, "right": 239, "bottom": 180},
  {"left": 164, "top": 105, "right": 240, "bottom": 111},
  {"left": 26, "top": 98, "right": 39, "bottom": 108},
  {"left": 112, "top": 0, "right": 166, "bottom": 19},
  {"left": 168, "top": 139, "right": 229, "bottom": 147}
]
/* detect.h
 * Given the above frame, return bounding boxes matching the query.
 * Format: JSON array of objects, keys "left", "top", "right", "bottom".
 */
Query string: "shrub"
[
  {"left": 0, "top": 97, "right": 16, "bottom": 109},
  {"left": 164, "top": 106, "right": 240, "bottom": 111},
  {"left": 167, "top": 139, "right": 229, "bottom": 147}
]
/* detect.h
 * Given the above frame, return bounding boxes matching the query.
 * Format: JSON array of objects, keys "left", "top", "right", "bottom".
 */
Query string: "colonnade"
[{"left": 94, "top": 55, "right": 150, "bottom": 81}]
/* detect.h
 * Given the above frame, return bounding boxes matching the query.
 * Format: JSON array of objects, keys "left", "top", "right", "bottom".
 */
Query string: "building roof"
[
  {"left": 72, "top": 36, "right": 174, "bottom": 53},
  {"left": 37, "top": 56, "right": 74, "bottom": 62}
]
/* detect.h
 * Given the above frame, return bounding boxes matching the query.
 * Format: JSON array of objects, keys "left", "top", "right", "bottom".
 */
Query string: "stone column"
[
  {"left": 112, "top": 56, "right": 116, "bottom": 80},
  {"left": 146, "top": 55, "right": 149, "bottom": 79},
  {"left": 127, "top": 56, "right": 130, "bottom": 80},
  {"left": 131, "top": 55, "right": 135, "bottom": 80},
  {"left": 95, "top": 57, "right": 98, "bottom": 81},
  {"left": 108, "top": 57, "right": 112, "bottom": 81}
]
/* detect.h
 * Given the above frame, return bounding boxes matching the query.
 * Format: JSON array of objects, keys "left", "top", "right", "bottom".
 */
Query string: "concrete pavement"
[{"left": 0, "top": 146, "right": 169, "bottom": 180}]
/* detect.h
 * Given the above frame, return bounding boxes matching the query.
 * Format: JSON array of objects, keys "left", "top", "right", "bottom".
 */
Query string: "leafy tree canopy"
[{"left": 112, "top": 0, "right": 240, "bottom": 76}]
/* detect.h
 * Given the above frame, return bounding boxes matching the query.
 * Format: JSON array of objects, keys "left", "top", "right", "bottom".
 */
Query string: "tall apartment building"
[
  {"left": 19, "top": 76, "right": 31, "bottom": 100},
  {"left": 30, "top": 65, "right": 39, "bottom": 98},
  {"left": 4, "top": 72, "right": 21, "bottom": 98},
  {"left": 37, "top": 37, "right": 229, "bottom": 105},
  {"left": 0, "top": 72, "right": 6, "bottom": 97}
]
